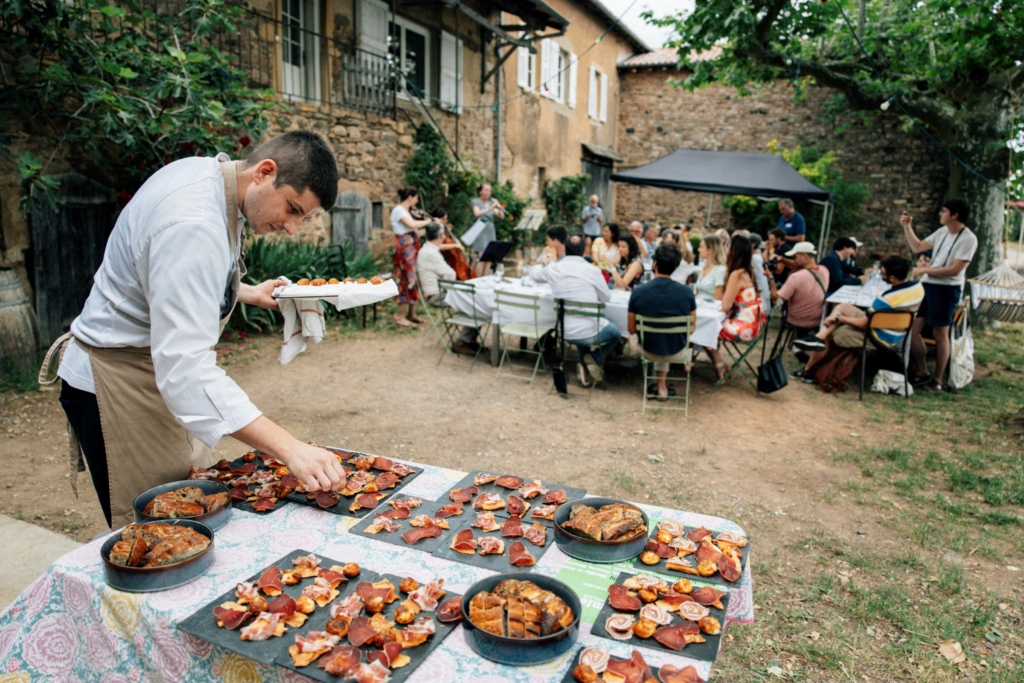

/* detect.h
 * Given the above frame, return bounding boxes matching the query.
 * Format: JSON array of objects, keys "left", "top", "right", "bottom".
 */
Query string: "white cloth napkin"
[{"left": 274, "top": 276, "right": 325, "bottom": 365}]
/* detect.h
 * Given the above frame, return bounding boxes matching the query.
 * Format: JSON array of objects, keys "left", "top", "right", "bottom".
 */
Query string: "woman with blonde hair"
[{"left": 692, "top": 233, "right": 727, "bottom": 303}]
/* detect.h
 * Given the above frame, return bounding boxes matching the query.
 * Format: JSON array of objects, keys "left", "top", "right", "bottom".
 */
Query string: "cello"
[{"left": 414, "top": 205, "right": 476, "bottom": 281}]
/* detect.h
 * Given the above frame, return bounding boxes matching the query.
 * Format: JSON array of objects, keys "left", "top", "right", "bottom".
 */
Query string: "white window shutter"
[
  {"left": 540, "top": 39, "right": 552, "bottom": 98},
  {"left": 517, "top": 46, "right": 530, "bottom": 90},
  {"left": 440, "top": 31, "right": 458, "bottom": 110},
  {"left": 599, "top": 72, "right": 608, "bottom": 122},
  {"left": 567, "top": 53, "right": 577, "bottom": 109},
  {"left": 456, "top": 38, "right": 464, "bottom": 114},
  {"left": 527, "top": 50, "right": 535, "bottom": 89},
  {"left": 587, "top": 66, "right": 598, "bottom": 118},
  {"left": 358, "top": 0, "right": 389, "bottom": 57}
]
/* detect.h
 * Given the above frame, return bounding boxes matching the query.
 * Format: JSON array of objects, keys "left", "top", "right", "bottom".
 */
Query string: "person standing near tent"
[
  {"left": 900, "top": 199, "right": 977, "bottom": 392},
  {"left": 775, "top": 199, "right": 806, "bottom": 253}
]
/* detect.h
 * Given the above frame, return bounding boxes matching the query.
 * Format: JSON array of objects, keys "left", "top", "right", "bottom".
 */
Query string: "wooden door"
[
  {"left": 332, "top": 191, "right": 371, "bottom": 256},
  {"left": 582, "top": 158, "right": 612, "bottom": 218},
  {"left": 29, "top": 174, "right": 114, "bottom": 345}
]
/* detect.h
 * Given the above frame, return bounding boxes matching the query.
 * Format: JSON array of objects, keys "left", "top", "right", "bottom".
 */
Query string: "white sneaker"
[{"left": 577, "top": 363, "right": 593, "bottom": 387}]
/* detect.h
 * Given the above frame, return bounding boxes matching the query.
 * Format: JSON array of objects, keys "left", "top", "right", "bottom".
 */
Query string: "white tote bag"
[{"left": 948, "top": 307, "right": 974, "bottom": 389}]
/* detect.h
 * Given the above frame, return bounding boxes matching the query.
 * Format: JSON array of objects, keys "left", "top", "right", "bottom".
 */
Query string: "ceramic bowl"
[
  {"left": 133, "top": 479, "right": 232, "bottom": 530},
  {"left": 553, "top": 496, "right": 649, "bottom": 563},
  {"left": 100, "top": 519, "right": 214, "bottom": 592}
]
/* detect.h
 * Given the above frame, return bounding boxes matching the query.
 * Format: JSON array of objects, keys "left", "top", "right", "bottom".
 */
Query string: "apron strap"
[{"left": 38, "top": 331, "right": 74, "bottom": 385}]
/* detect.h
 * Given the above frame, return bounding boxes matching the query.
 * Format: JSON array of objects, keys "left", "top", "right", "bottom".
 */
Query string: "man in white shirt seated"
[
  {"left": 533, "top": 234, "right": 620, "bottom": 387},
  {"left": 417, "top": 222, "right": 455, "bottom": 306},
  {"left": 536, "top": 224, "right": 567, "bottom": 266}
]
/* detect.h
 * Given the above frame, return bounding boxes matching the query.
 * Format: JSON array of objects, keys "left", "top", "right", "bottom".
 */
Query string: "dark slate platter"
[
  {"left": 430, "top": 511, "right": 553, "bottom": 572},
  {"left": 178, "top": 549, "right": 379, "bottom": 666},
  {"left": 557, "top": 646, "right": 664, "bottom": 683},
  {"left": 446, "top": 469, "right": 586, "bottom": 527},
  {"left": 589, "top": 571, "right": 729, "bottom": 664},
  {"left": 348, "top": 497, "right": 461, "bottom": 554},
  {"left": 631, "top": 526, "right": 751, "bottom": 588},
  {"left": 225, "top": 455, "right": 293, "bottom": 514},
  {"left": 282, "top": 462, "right": 423, "bottom": 518},
  {"left": 272, "top": 573, "right": 463, "bottom": 683}
]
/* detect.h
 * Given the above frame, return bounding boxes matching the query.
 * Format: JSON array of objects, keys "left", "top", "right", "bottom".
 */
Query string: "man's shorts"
[
  {"left": 919, "top": 283, "right": 962, "bottom": 328},
  {"left": 833, "top": 309, "right": 866, "bottom": 349}
]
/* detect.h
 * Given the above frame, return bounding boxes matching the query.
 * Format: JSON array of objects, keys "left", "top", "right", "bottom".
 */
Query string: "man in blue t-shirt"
[
  {"left": 819, "top": 236, "right": 866, "bottom": 293},
  {"left": 628, "top": 243, "right": 697, "bottom": 401},
  {"left": 775, "top": 198, "right": 806, "bottom": 254}
]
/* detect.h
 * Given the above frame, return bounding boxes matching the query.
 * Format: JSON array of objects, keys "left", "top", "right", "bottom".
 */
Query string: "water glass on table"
[{"left": 495, "top": 263, "right": 505, "bottom": 280}]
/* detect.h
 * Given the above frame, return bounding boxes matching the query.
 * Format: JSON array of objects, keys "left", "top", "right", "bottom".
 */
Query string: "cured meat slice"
[
  {"left": 348, "top": 660, "right": 391, "bottom": 683},
  {"left": 213, "top": 605, "right": 251, "bottom": 630},
  {"left": 261, "top": 457, "right": 286, "bottom": 469},
  {"left": 318, "top": 569, "right": 345, "bottom": 589},
  {"left": 645, "top": 540, "right": 677, "bottom": 559},
  {"left": 235, "top": 581, "right": 260, "bottom": 603},
  {"left": 371, "top": 456, "right": 394, "bottom": 471},
  {"left": 685, "top": 526, "right": 713, "bottom": 543},
  {"left": 250, "top": 470, "right": 276, "bottom": 485},
  {"left": 377, "top": 507, "right": 410, "bottom": 520},
  {"left": 522, "top": 521, "right": 547, "bottom": 546},
  {"left": 604, "top": 613, "right": 636, "bottom": 640},
  {"left": 346, "top": 615, "right": 377, "bottom": 647},
  {"left": 434, "top": 502, "right": 463, "bottom": 518},
  {"left": 719, "top": 550, "right": 742, "bottom": 582},
  {"left": 409, "top": 579, "right": 445, "bottom": 612},
  {"left": 608, "top": 584, "right": 642, "bottom": 611},
  {"left": 579, "top": 647, "right": 610, "bottom": 673},
  {"left": 382, "top": 641, "right": 404, "bottom": 666},
  {"left": 690, "top": 586, "right": 727, "bottom": 607},
  {"left": 240, "top": 612, "right": 284, "bottom": 641},
  {"left": 669, "top": 536, "right": 697, "bottom": 554},
  {"left": 390, "top": 496, "right": 421, "bottom": 510},
  {"left": 477, "top": 537, "right": 504, "bottom": 555},
  {"left": 230, "top": 487, "right": 249, "bottom": 501},
  {"left": 280, "top": 474, "right": 301, "bottom": 489},
  {"left": 227, "top": 476, "right": 251, "bottom": 488},
  {"left": 678, "top": 601, "right": 710, "bottom": 622},
  {"left": 694, "top": 537, "right": 722, "bottom": 564},
  {"left": 665, "top": 556, "right": 697, "bottom": 574},
  {"left": 541, "top": 489, "right": 567, "bottom": 505},
  {"left": 231, "top": 463, "right": 257, "bottom": 475},
  {"left": 605, "top": 650, "right": 655, "bottom": 683},
  {"left": 505, "top": 495, "right": 529, "bottom": 516},
  {"left": 450, "top": 529, "right": 477, "bottom": 554},
  {"left": 654, "top": 622, "right": 703, "bottom": 650},
  {"left": 508, "top": 541, "right": 536, "bottom": 567},
  {"left": 658, "top": 664, "right": 705, "bottom": 683},
  {"left": 374, "top": 472, "right": 399, "bottom": 489},
  {"left": 517, "top": 480, "right": 549, "bottom": 499},
  {"left": 365, "top": 516, "right": 400, "bottom": 534},
  {"left": 530, "top": 504, "right": 558, "bottom": 520},
  {"left": 473, "top": 492, "right": 504, "bottom": 511},
  {"left": 267, "top": 594, "right": 297, "bottom": 616},
  {"left": 470, "top": 511, "right": 500, "bottom": 532},
  {"left": 494, "top": 475, "right": 524, "bottom": 489},
  {"left": 436, "top": 597, "right": 463, "bottom": 623},
  {"left": 350, "top": 455, "right": 375, "bottom": 471},
  {"left": 715, "top": 530, "right": 748, "bottom": 547},
  {"left": 258, "top": 566, "right": 284, "bottom": 596},
  {"left": 658, "top": 520, "right": 685, "bottom": 537},
  {"left": 449, "top": 486, "right": 477, "bottom": 503},
  {"left": 250, "top": 498, "right": 277, "bottom": 513},
  {"left": 330, "top": 593, "right": 363, "bottom": 620},
  {"left": 318, "top": 645, "right": 361, "bottom": 677},
  {"left": 657, "top": 590, "right": 695, "bottom": 608},
  {"left": 389, "top": 463, "right": 414, "bottom": 476},
  {"left": 402, "top": 525, "right": 442, "bottom": 545},
  {"left": 639, "top": 604, "right": 672, "bottom": 625},
  {"left": 473, "top": 472, "right": 498, "bottom": 486},
  {"left": 188, "top": 466, "right": 220, "bottom": 481},
  {"left": 354, "top": 493, "right": 381, "bottom": 510},
  {"left": 500, "top": 515, "right": 523, "bottom": 538},
  {"left": 315, "top": 492, "right": 339, "bottom": 509},
  {"left": 348, "top": 470, "right": 376, "bottom": 486},
  {"left": 365, "top": 651, "right": 389, "bottom": 669}
]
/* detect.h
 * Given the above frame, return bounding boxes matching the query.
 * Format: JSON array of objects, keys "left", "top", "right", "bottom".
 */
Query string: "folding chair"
[
  {"left": 713, "top": 302, "right": 778, "bottom": 392},
  {"left": 555, "top": 299, "right": 610, "bottom": 390},
  {"left": 859, "top": 310, "right": 916, "bottom": 400},
  {"left": 636, "top": 313, "right": 696, "bottom": 415},
  {"left": 495, "top": 290, "right": 551, "bottom": 385},
  {"left": 416, "top": 283, "right": 445, "bottom": 347},
  {"left": 437, "top": 279, "right": 490, "bottom": 369}
]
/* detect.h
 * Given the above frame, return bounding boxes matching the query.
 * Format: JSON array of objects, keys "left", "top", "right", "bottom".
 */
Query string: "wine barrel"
[{"left": 0, "top": 268, "right": 39, "bottom": 370}]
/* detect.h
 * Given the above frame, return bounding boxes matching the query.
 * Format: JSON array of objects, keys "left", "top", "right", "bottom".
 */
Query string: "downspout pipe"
[{"left": 495, "top": 40, "right": 502, "bottom": 183}]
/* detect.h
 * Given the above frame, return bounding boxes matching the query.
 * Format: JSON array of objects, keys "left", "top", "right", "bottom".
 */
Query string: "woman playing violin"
[{"left": 391, "top": 187, "right": 432, "bottom": 327}]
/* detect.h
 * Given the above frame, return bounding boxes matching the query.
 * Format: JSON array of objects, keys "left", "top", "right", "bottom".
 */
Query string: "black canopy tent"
[{"left": 610, "top": 148, "right": 836, "bottom": 251}]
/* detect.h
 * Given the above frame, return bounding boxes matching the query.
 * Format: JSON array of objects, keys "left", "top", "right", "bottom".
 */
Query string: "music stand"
[{"left": 477, "top": 240, "right": 513, "bottom": 264}]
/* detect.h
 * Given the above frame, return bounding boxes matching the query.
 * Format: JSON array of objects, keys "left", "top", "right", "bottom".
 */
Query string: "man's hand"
[
  {"left": 900, "top": 211, "right": 913, "bottom": 230},
  {"left": 238, "top": 279, "right": 286, "bottom": 311},
  {"left": 284, "top": 442, "right": 347, "bottom": 492},
  {"left": 911, "top": 266, "right": 927, "bottom": 280}
]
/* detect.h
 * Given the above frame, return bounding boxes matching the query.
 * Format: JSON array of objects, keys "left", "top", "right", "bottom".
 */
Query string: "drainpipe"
[{"left": 495, "top": 39, "right": 502, "bottom": 183}]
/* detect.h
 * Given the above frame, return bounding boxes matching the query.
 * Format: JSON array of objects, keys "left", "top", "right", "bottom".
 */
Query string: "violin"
[{"left": 409, "top": 207, "right": 429, "bottom": 221}]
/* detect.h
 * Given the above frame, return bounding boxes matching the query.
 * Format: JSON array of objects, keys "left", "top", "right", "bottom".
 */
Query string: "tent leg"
[
  {"left": 1016, "top": 212, "right": 1023, "bottom": 271},
  {"left": 706, "top": 193, "right": 714, "bottom": 227},
  {"left": 819, "top": 202, "right": 833, "bottom": 255}
]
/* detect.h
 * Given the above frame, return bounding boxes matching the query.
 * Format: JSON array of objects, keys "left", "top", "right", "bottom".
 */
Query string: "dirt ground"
[{"left": 0, "top": 323, "right": 975, "bottom": 564}]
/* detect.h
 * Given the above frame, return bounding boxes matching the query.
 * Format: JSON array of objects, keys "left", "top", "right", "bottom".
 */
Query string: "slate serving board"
[
  {"left": 446, "top": 469, "right": 586, "bottom": 527},
  {"left": 589, "top": 572, "right": 729, "bottom": 664},
  {"left": 348, "top": 497, "right": 460, "bottom": 554},
  {"left": 430, "top": 511, "right": 553, "bottom": 572},
  {"left": 272, "top": 573, "right": 463, "bottom": 683},
  {"left": 631, "top": 526, "right": 751, "bottom": 588},
  {"left": 557, "top": 646, "right": 664, "bottom": 683},
  {"left": 282, "top": 462, "right": 423, "bottom": 518},
  {"left": 222, "top": 456, "right": 293, "bottom": 514},
  {"left": 178, "top": 549, "right": 379, "bottom": 666}
]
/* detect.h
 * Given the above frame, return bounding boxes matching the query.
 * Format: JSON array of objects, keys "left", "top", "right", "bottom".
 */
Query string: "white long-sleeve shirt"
[
  {"left": 58, "top": 153, "right": 262, "bottom": 448},
  {"left": 416, "top": 241, "right": 455, "bottom": 297},
  {"left": 530, "top": 255, "right": 612, "bottom": 340}
]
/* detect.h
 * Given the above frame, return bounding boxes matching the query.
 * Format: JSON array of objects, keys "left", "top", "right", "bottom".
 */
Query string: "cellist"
[{"left": 429, "top": 207, "right": 476, "bottom": 281}]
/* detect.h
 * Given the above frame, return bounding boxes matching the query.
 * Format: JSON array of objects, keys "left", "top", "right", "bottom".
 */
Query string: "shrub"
[{"left": 542, "top": 174, "right": 590, "bottom": 229}]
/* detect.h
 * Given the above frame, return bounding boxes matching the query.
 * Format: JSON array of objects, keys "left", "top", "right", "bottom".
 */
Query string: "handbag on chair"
[{"left": 757, "top": 311, "right": 789, "bottom": 394}]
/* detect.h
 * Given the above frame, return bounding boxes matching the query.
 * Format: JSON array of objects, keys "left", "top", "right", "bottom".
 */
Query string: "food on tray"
[
  {"left": 632, "top": 617, "right": 657, "bottom": 638},
  {"left": 409, "top": 514, "right": 449, "bottom": 529},
  {"left": 508, "top": 541, "right": 536, "bottom": 567},
  {"left": 109, "top": 523, "right": 210, "bottom": 568},
  {"left": 328, "top": 278, "right": 340, "bottom": 285},
  {"left": 370, "top": 276, "right": 385, "bottom": 285},
  {"left": 240, "top": 612, "right": 287, "bottom": 641},
  {"left": 214, "top": 602, "right": 252, "bottom": 630},
  {"left": 654, "top": 622, "right": 705, "bottom": 650},
  {"left": 477, "top": 537, "right": 504, "bottom": 555},
  {"left": 343, "top": 563, "right": 361, "bottom": 578},
  {"left": 650, "top": 524, "right": 749, "bottom": 583},
  {"left": 518, "top": 480, "right": 549, "bottom": 499},
  {"left": 449, "top": 486, "right": 477, "bottom": 503},
  {"left": 408, "top": 578, "right": 445, "bottom": 611},
  {"left": 659, "top": 663, "right": 706, "bottom": 683},
  {"left": 608, "top": 584, "right": 642, "bottom": 611},
  {"left": 365, "top": 516, "right": 400, "bottom": 534},
  {"left": 495, "top": 475, "right": 524, "bottom": 489},
  {"left": 391, "top": 497, "right": 422, "bottom": 510},
  {"left": 505, "top": 495, "right": 530, "bottom": 516},
  {"left": 500, "top": 515, "right": 523, "bottom": 538},
  {"left": 561, "top": 503, "right": 646, "bottom": 542},
  {"left": 311, "top": 278, "right": 327, "bottom": 286},
  {"left": 402, "top": 525, "right": 442, "bottom": 545},
  {"left": 142, "top": 484, "right": 226, "bottom": 519},
  {"left": 349, "top": 492, "right": 386, "bottom": 513},
  {"left": 473, "top": 492, "right": 504, "bottom": 511},
  {"left": 542, "top": 489, "right": 567, "bottom": 505},
  {"left": 473, "top": 472, "right": 498, "bottom": 486},
  {"left": 296, "top": 278, "right": 310, "bottom": 286},
  {"left": 522, "top": 521, "right": 547, "bottom": 547},
  {"left": 450, "top": 529, "right": 477, "bottom": 554},
  {"left": 601, "top": 575, "right": 726, "bottom": 651},
  {"left": 604, "top": 613, "right": 636, "bottom": 640},
  {"left": 288, "top": 630, "right": 339, "bottom": 667},
  {"left": 377, "top": 507, "right": 410, "bottom": 521},
  {"left": 434, "top": 502, "right": 463, "bottom": 518},
  {"left": 436, "top": 596, "right": 463, "bottom": 623},
  {"left": 470, "top": 511, "right": 500, "bottom": 532},
  {"left": 530, "top": 504, "right": 558, "bottom": 521},
  {"left": 399, "top": 577, "right": 418, "bottom": 593},
  {"left": 468, "top": 579, "right": 574, "bottom": 638}
]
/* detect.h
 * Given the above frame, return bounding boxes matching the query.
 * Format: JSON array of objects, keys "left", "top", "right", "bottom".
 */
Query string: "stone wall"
[{"left": 613, "top": 68, "right": 949, "bottom": 257}]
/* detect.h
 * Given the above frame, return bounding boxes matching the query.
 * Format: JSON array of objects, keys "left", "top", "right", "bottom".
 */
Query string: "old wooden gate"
[
  {"left": 29, "top": 174, "right": 115, "bottom": 345},
  {"left": 332, "top": 190, "right": 371, "bottom": 256}
]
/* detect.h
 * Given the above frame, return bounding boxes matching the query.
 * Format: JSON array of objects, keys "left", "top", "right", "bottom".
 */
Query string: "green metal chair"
[
  {"left": 437, "top": 279, "right": 490, "bottom": 370},
  {"left": 636, "top": 312, "right": 696, "bottom": 415},
  {"left": 415, "top": 283, "right": 445, "bottom": 348},
  {"left": 713, "top": 301, "right": 778, "bottom": 393},
  {"left": 494, "top": 290, "right": 551, "bottom": 385},
  {"left": 555, "top": 299, "right": 609, "bottom": 391}
]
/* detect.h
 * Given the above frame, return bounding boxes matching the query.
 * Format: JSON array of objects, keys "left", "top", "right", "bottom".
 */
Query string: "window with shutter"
[
  {"left": 540, "top": 39, "right": 553, "bottom": 98},
  {"left": 567, "top": 52, "right": 577, "bottom": 109},
  {"left": 517, "top": 46, "right": 530, "bottom": 90},
  {"left": 587, "top": 66, "right": 598, "bottom": 118},
  {"left": 440, "top": 31, "right": 463, "bottom": 112},
  {"left": 599, "top": 72, "right": 608, "bottom": 122},
  {"left": 358, "top": 0, "right": 388, "bottom": 57}
]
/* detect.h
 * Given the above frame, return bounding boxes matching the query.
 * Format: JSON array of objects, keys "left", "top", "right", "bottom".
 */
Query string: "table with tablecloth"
[
  {"left": 0, "top": 458, "right": 754, "bottom": 682},
  {"left": 444, "top": 277, "right": 726, "bottom": 360},
  {"left": 826, "top": 284, "right": 889, "bottom": 308}
]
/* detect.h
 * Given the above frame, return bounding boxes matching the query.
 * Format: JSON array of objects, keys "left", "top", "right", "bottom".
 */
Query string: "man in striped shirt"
[{"left": 792, "top": 256, "right": 924, "bottom": 380}]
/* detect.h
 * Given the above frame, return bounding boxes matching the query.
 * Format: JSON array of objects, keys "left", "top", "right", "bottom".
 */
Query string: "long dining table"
[{"left": 0, "top": 457, "right": 754, "bottom": 682}]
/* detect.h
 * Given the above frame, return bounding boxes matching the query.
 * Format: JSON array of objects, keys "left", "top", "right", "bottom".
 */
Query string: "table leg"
[{"left": 491, "top": 324, "right": 501, "bottom": 366}]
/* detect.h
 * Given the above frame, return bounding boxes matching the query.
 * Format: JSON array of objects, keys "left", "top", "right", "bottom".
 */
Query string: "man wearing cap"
[
  {"left": 819, "top": 237, "right": 867, "bottom": 294},
  {"left": 765, "top": 241, "right": 829, "bottom": 332}
]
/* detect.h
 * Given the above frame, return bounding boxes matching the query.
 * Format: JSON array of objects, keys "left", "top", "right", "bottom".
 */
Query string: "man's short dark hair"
[
  {"left": 653, "top": 243, "right": 682, "bottom": 275},
  {"left": 880, "top": 255, "right": 910, "bottom": 282},
  {"left": 833, "top": 236, "right": 857, "bottom": 252},
  {"left": 943, "top": 198, "right": 970, "bottom": 224},
  {"left": 546, "top": 224, "right": 567, "bottom": 244},
  {"left": 244, "top": 131, "right": 338, "bottom": 210},
  {"left": 425, "top": 221, "right": 443, "bottom": 241},
  {"left": 564, "top": 233, "right": 586, "bottom": 257},
  {"left": 769, "top": 228, "right": 787, "bottom": 241}
]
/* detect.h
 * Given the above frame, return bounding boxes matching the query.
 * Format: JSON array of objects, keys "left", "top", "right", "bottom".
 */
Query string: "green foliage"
[
  {"left": 541, "top": 174, "right": 590, "bottom": 229},
  {"left": 721, "top": 141, "right": 867, "bottom": 244},
  {"left": 402, "top": 126, "right": 454, "bottom": 213},
  {"left": 1, "top": 0, "right": 278, "bottom": 211}
]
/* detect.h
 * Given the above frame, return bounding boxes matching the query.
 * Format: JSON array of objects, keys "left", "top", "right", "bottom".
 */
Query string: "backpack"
[{"left": 809, "top": 349, "right": 859, "bottom": 394}]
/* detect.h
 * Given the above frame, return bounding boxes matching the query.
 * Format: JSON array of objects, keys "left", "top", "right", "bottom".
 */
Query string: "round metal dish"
[
  {"left": 133, "top": 479, "right": 232, "bottom": 530},
  {"left": 100, "top": 519, "right": 215, "bottom": 592},
  {"left": 553, "top": 496, "right": 649, "bottom": 563},
  {"left": 460, "top": 573, "right": 581, "bottom": 665}
]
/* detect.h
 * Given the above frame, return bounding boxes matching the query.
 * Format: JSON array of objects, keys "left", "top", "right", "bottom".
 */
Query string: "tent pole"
[
  {"left": 706, "top": 193, "right": 714, "bottom": 227},
  {"left": 819, "top": 202, "right": 833, "bottom": 255},
  {"left": 1016, "top": 211, "right": 1023, "bottom": 271}
]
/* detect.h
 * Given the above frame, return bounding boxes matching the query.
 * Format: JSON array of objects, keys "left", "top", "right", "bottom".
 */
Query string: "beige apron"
[{"left": 40, "top": 161, "right": 245, "bottom": 528}]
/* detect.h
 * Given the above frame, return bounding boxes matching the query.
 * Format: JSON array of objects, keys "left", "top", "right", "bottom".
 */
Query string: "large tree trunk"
[{"left": 946, "top": 93, "right": 1013, "bottom": 278}]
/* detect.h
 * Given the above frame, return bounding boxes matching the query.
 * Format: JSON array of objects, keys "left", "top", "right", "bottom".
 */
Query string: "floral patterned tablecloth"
[{"left": 0, "top": 461, "right": 753, "bottom": 683}]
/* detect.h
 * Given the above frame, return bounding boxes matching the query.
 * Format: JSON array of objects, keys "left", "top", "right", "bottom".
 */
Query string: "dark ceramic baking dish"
[
  {"left": 100, "top": 519, "right": 215, "bottom": 592},
  {"left": 553, "top": 496, "right": 649, "bottom": 563},
  {"left": 133, "top": 479, "right": 232, "bottom": 530}
]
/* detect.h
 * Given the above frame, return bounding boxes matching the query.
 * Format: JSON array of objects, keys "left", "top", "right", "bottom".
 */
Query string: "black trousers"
[{"left": 59, "top": 382, "right": 113, "bottom": 528}]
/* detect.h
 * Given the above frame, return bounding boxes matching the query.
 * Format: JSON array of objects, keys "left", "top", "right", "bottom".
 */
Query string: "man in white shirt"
[
  {"left": 417, "top": 222, "right": 456, "bottom": 306},
  {"left": 51, "top": 131, "right": 347, "bottom": 527},
  {"left": 535, "top": 225, "right": 567, "bottom": 266},
  {"left": 532, "top": 234, "right": 619, "bottom": 387},
  {"left": 580, "top": 195, "right": 604, "bottom": 248}
]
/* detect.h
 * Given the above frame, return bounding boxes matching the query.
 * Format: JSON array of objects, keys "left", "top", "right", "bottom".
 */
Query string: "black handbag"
[
  {"left": 551, "top": 300, "right": 568, "bottom": 394},
  {"left": 757, "top": 313, "right": 789, "bottom": 394}
]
